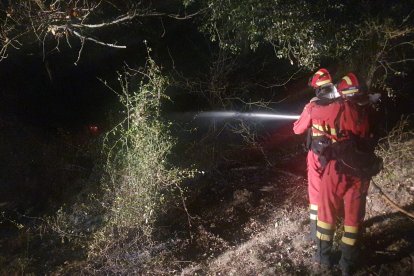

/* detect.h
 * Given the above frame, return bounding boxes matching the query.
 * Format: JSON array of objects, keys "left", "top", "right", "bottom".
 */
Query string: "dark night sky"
[{"left": 0, "top": 15, "right": 209, "bottom": 130}]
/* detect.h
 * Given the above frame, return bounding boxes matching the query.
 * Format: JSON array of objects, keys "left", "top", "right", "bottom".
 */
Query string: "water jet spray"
[{"left": 195, "top": 111, "right": 300, "bottom": 121}]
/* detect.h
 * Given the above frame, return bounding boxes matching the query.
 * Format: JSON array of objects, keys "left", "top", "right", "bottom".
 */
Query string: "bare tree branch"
[
  {"left": 0, "top": 0, "right": 205, "bottom": 63},
  {"left": 71, "top": 29, "right": 126, "bottom": 48},
  {"left": 259, "top": 68, "right": 303, "bottom": 88}
]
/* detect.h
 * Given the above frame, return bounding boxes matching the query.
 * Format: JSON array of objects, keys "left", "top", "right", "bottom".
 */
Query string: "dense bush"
[{"left": 74, "top": 51, "right": 193, "bottom": 273}]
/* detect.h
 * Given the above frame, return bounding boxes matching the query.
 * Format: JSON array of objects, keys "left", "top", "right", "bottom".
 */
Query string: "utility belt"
[
  {"left": 310, "top": 136, "right": 332, "bottom": 156},
  {"left": 311, "top": 137, "right": 383, "bottom": 179},
  {"left": 306, "top": 124, "right": 336, "bottom": 153},
  {"left": 310, "top": 135, "right": 333, "bottom": 167}
]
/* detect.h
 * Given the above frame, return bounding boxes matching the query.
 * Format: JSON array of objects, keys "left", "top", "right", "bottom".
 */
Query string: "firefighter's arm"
[{"left": 293, "top": 103, "right": 312, "bottom": 134}]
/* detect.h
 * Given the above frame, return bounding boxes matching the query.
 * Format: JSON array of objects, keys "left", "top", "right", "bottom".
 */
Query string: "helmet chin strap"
[{"left": 331, "top": 86, "right": 341, "bottom": 98}]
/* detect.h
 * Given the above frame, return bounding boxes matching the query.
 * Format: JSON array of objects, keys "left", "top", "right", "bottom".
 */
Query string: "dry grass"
[{"left": 368, "top": 116, "right": 414, "bottom": 216}]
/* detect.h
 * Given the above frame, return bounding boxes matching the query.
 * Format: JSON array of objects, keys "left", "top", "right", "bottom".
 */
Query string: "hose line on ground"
[{"left": 371, "top": 180, "right": 414, "bottom": 219}]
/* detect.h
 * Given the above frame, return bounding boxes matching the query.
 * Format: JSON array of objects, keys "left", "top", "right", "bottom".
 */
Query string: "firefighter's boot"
[
  {"left": 314, "top": 239, "right": 333, "bottom": 266},
  {"left": 339, "top": 243, "right": 359, "bottom": 276},
  {"left": 314, "top": 220, "right": 334, "bottom": 265}
]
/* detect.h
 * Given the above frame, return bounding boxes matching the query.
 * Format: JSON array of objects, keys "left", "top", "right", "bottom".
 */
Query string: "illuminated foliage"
[
  {"left": 193, "top": 0, "right": 352, "bottom": 68},
  {"left": 192, "top": 0, "right": 414, "bottom": 82}
]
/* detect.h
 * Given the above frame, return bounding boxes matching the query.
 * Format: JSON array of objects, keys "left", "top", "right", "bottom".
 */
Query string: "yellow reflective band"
[
  {"left": 310, "top": 204, "right": 318, "bottom": 210},
  {"left": 316, "top": 79, "right": 331, "bottom": 86},
  {"left": 313, "top": 124, "right": 334, "bottom": 133},
  {"left": 343, "top": 76, "right": 352, "bottom": 85},
  {"left": 317, "top": 231, "right": 333, "bottom": 241},
  {"left": 315, "top": 70, "right": 324, "bottom": 75},
  {"left": 312, "top": 124, "right": 325, "bottom": 131},
  {"left": 310, "top": 214, "right": 317, "bottom": 220},
  {"left": 317, "top": 220, "right": 334, "bottom": 230},
  {"left": 342, "top": 89, "right": 359, "bottom": 95},
  {"left": 313, "top": 124, "right": 337, "bottom": 141},
  {"left": 344, "top": 225, "right": 358, "bottom": 233},
  {"left": 342, "top": 236, "right": 357, "bottom": 246}
]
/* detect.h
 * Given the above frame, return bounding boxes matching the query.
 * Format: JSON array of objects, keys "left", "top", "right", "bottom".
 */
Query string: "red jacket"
[
  {"left": 294, "top": 99, "right": 370, "bottom": 142},
  {"left": 294, "top": 101, "right": 341, "bottom": 142}
]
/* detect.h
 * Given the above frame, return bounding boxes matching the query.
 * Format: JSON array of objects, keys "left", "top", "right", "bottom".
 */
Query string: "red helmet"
[
  {"left": 337, "top": 73, "right": 360, "bottom": 97},
  {"left": 308, "top": 68, "right": 332, "bottom": 88}
]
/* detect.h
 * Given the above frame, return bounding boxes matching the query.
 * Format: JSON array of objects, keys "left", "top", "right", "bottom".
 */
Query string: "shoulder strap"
[
  {"left": 334, "top": 100, "right": 345, "bottom": 139},
  {"left": 306, "top": 127, "right": 312, "bottom": 150}
]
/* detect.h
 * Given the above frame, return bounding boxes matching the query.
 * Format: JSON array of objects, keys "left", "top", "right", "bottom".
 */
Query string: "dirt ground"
[{"left": 173, "top": 141, "right": 414, "bottom": 275}]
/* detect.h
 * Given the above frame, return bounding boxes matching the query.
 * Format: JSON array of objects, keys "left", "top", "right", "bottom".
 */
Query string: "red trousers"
[
  {"left": 317, "top": 160, "right": 370, "bottom": 245},
  {"left": 307, "top": 150, "right": 322, "bottom": 205},
  {"left": 307, "top": 150, "right": 322, "bottom": 222}
]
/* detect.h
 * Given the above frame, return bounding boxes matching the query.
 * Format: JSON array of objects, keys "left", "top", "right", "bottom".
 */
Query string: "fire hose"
[{"left": 371, "top": 179, "right": 414, "bottom": 219}]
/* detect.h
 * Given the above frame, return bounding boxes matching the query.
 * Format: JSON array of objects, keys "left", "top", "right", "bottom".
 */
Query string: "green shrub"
[{"left": 85, "top": 50, "right": 193, "bottom": 273}]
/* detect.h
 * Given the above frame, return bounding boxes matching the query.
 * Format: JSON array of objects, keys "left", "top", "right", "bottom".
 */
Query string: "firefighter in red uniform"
[
  {"left": 293, "top": 68, "right": 341, "bottom": 241},
  {"left": 315, "top": 73, "right": 374, "bottom": 275}
]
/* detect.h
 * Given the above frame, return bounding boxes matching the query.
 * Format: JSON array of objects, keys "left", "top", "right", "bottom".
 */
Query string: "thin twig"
[{"left": 74, "top": 36, "right": 85, "bottom": 65}]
